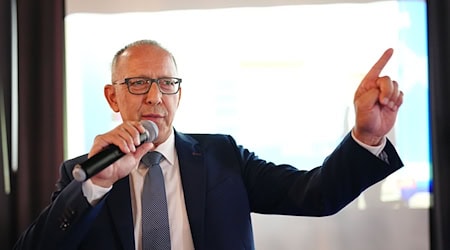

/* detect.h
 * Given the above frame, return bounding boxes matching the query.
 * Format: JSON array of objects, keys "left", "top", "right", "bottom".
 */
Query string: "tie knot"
[{"left": 142, "top": 151, "right": 163, "bottom": 168}]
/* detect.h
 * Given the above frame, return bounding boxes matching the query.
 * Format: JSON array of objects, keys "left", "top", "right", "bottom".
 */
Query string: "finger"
[
  {"left": 90, "top": 122, "right": 145, "bottom": 157},
  {"left": 378, "top": 79, "right": 403, "bottom": 111},
  {"left": 101, "top": 123, "right": 139, "bottom": 154},
  {"left": 362, "top": 48, "right": 394, "bottom": 83},
  {"left": 135, "top": 142, "right": 155, "bottom": 159},
  {"left": 385, "top": 80, "right": 398, "bottom": 110},
  {"left": 89, "top": 136, "right": 113, "bottom": 158},
  {"left": 119, "top": 122, "right": 147, "bottom": 151},
  {"left": 389, "top": 81, "right": 403, "bottom": 110},
  {"left": 377, "top": 76, "right": 394, "bottom": 105},
  {"left": 123, "top": 124, "right": 142, "bottom": 146},
  {"left": 395, "top": 90, "right": 404, "bottom": 108},
  {"left": 89, "top": 131, "right": 132, "bottom": 158}
]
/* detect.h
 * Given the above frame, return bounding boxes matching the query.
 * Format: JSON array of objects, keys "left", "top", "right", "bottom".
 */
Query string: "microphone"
[{"left": 72, "top": 120, "right": 159, "bottom": 182}]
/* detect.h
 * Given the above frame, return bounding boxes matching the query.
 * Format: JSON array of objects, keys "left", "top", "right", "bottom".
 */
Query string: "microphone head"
[{"left": 141, "top": 120, "right": 159, "bottom": 142}]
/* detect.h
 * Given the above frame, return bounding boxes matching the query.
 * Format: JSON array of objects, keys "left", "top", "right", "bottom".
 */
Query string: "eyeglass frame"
[{"left": 113, "top": 77, "right": 182, "bottom": 95}]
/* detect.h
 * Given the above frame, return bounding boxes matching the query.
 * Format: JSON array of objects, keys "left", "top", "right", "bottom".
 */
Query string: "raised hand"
[{"left": 353, "top": 48, "right": 404, "bottom": 146}]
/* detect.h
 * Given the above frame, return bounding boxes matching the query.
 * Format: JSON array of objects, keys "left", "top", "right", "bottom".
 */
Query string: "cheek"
[
  {"left": 116, "top": 95, "right": 143, "bottom": 118},
  {"left": 166, "top": 96, "right": 180, "bottom": 114},
  {"left": 160, "top": 97, "right": 179, "bottom": 126}
]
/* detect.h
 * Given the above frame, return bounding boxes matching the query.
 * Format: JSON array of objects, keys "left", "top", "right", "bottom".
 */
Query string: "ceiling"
[{"left": 66, "top": 0, "right": 386, "bottom": 15}]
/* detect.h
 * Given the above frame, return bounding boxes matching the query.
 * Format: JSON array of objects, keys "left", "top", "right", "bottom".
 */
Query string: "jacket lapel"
[
  {"left": 100, "top": 132, "right": 207, "bottom": 250},
  {"left": 106, "top": 176, "right": 135, "bottom": 250},
  {"left": 175, "top": 132, "right": 206, "bottom": 250}
]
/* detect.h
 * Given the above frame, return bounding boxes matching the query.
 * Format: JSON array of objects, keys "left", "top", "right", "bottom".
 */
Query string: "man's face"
[{"left": 105, "top": 44, "right": 181, "bottom": 145}]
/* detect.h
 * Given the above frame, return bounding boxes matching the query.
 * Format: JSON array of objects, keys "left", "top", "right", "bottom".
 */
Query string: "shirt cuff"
[
  {"left": 81, "top": 179, "right": 112, "bottom": 205},
  {"left": 351, "top": 130, "right": 386, "bottom": 157}
]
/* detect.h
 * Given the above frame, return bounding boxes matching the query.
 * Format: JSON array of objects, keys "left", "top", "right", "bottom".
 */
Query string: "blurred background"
[{"left": 1, "top": 0, "right": 449, "bottom": 249}]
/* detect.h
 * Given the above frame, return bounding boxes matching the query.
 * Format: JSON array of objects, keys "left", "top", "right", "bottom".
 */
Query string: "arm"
[
  {"left": 242, "top": 132, "right": 403, "bottom": 216},
  {"left": 13, "top": 157, "right": 97, "bottom": 250},
  {"left": 245, "top": 49, "right": 404, "bottom": 216},
  {"left": 14, "top": 121, "right": 153, "bottom": 249}
]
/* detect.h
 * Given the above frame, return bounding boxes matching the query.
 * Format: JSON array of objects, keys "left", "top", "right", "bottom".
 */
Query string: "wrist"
[
  {"left": 82, "top": 179, "right": 112, "bottom": 205},
  {"left": 90, "top": 176, "right": 114, "bottom": 188},
  {"left": 352, "top": 128, "right": 383, "bottom": 146}
]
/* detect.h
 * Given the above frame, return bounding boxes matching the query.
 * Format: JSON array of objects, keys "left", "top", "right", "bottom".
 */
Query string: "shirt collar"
[{"left": 154, "top": 128, "right": 175, "bottom": 166}]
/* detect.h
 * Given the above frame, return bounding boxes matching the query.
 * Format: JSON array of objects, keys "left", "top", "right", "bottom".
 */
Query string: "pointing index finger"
[{"left": 363, "top": 48, "right": 394, "bottom": 83}]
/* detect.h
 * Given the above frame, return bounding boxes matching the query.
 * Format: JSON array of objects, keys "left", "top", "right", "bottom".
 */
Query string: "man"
[{"left": 14, "top": 39, "right": 404, "bottom": 250}]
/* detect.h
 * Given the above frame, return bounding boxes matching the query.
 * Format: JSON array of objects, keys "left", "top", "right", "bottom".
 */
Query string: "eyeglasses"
[{"left": 114, "top": 77, "right": 182, "bottom": 95}]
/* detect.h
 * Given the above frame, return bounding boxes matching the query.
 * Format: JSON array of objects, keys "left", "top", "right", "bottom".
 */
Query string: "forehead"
[{"left": 113, "top": 45, "right": 177, "bottom": 78}]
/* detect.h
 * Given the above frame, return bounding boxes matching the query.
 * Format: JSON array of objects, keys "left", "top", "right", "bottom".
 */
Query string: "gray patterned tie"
[{"left": 141, "top": 151, "right": 171, "bottom": 250}]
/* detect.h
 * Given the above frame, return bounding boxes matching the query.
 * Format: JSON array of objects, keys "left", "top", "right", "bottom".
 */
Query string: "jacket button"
[{"left": 60, "top": 219, "right": 70, "bottom": 231}]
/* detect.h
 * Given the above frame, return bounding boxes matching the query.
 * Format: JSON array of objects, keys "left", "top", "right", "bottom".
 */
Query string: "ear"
[
  {"left": 104, "top": 84, "right": 120, "bottom": 112},
  {"left": 176, "top": 87, "right": 182, "bottom": 107}
]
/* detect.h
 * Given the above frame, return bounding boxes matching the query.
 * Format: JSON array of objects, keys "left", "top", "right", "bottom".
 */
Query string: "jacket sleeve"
[
  {"left": 240, "top": 132, "right": 403, "bottom": 216},
  {"left": 13, "top": 155, "right": 101, "bottom": 250}
]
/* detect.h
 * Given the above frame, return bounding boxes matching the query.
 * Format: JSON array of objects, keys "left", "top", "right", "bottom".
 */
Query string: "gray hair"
[{"left": 111, "top": 39, "right": 177, "bottom": 72}]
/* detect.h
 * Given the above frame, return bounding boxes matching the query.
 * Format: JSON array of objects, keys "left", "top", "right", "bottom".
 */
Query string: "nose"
[{"left": 145, "top": 81, "right": 162, "bottom": 104}]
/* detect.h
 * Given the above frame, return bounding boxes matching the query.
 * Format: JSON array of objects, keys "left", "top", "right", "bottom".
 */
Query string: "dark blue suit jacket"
[{"left": 14, "top": 131, "right": 403, "bottom": 250}]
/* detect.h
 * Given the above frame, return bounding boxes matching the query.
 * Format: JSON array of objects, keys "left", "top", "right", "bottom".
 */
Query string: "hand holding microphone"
[{"left": 72, "top": 120, "right": 159, "bottom": 182}]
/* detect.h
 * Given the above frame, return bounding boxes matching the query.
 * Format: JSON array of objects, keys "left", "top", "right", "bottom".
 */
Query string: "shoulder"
[
  {"left": 174, "top": 131, "right": 247, "bottom": 160},
  {"left": 175, "top": 131, "right": 238, "bottom": 148},
  {"left": 189, "top": 133, "right": 234, "bottom": 144}
]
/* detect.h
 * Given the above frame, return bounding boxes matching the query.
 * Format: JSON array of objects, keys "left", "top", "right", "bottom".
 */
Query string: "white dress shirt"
[{"left": 82, "top": 130, "right": 194, "bottom": 250}]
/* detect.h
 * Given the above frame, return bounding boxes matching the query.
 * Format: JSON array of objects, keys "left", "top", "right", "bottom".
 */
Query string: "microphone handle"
[
  {"left": 73, "top": 144, "right": 124, "bottom": 182},
  {"left": 72, "top": 131, "right": 149, "bottom": 182}
]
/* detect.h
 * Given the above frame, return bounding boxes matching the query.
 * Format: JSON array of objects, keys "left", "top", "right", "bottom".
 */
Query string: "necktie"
[{"left": 141, "top": 151, "right": 171, "bottom": 250}]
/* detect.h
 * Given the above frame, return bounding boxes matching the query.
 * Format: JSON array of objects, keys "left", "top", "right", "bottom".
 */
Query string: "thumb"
[
  {"left": 135, "top": 142, "right": 155, "bottom": 159},
  {"left": 355, "top": 88, "right": 380, "bottom": 110}
]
